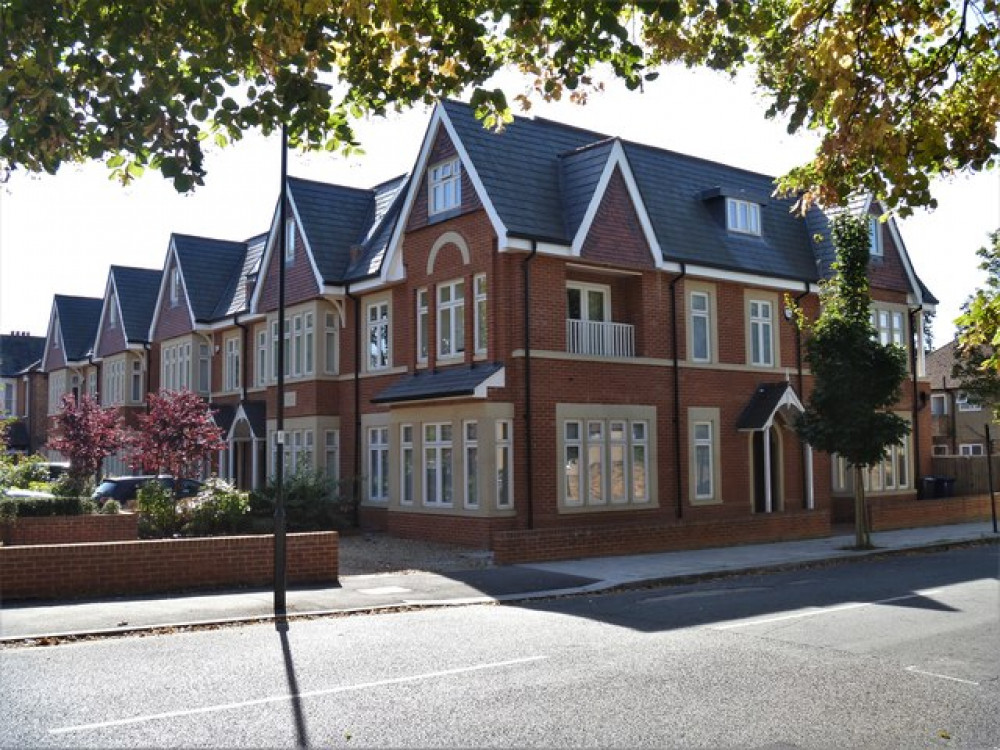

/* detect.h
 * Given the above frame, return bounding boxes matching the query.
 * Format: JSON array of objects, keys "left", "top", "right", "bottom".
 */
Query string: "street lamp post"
[{"left": 274, "top": 122, "right": 288, "bottom": 615}]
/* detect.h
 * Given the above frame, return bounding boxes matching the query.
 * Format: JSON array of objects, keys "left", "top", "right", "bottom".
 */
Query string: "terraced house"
[
  {"left": 41, "top": 295, "right": 103, "bottom": 424},
  {"left": 37, "top": 100, "right": 938, "bottom": 557}
]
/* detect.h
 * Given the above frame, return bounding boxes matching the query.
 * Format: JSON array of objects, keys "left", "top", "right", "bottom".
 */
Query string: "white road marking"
[
  {"left": 905, "top": 666, "right": 980, "bottom": 686},
  {"left": 357, "top": 586, "right": 413, "bottom": 595},
  {"left": 713, "top": 589, "right": 942, "bottom": 630},
  {"left": 50, "top": 655, "right": 548, "bottom": 735},
  {"left": 641, "top": 587, "right": 769, "bottom": 604}
]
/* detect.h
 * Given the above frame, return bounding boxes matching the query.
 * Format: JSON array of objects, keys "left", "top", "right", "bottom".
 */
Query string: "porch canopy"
[{"left": 371, "top": 362, "right": 505, "bottom": 405}]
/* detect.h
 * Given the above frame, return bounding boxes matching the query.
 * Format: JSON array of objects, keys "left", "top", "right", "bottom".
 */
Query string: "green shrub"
[
  {"left": 180, "top": 477, "right": 250, "bottom": 536},
  {"left": 136, "top": 480, "right": 178, "bottom": 538},
  {"left": 0, "top": 454, "right": 48, "bottom": 491},
  {"left": 99, "top": 498, "right": 121, "bottom": 515},
  {"left": 51, "top": 474, "right": 94, "bottom": 498},
  {"left": 250, "top": 471, "right": 356, "bottom": 531},
  {"left": 0, "top": 495, "right": 85, "bottom": 520}
]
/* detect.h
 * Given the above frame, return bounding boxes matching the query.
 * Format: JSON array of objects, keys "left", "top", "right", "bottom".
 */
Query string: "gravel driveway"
[{"left": 338, "top": 531, "right": 493, "bottom": 576}]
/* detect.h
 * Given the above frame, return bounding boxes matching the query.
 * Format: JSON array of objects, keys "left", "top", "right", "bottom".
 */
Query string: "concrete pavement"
[{"left": 1, "top": 521, "right": 996, "bottom": 643}]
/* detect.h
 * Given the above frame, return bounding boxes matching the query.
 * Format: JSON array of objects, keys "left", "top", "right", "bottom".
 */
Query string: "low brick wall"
[
  {"left": 870, "top": 494, "right": 995, "bottom": 531},
  {"left": 1, "top": 513, "right": 139, "bottom": 546},
  {"left": 491, "top": 511, "right": 830, "bottom": 565},
  {"left": 0, "top": 531, "right": 338, "bottom": 601}
]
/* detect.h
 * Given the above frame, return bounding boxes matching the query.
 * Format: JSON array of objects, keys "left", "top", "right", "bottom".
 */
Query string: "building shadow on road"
[{"left": 276, "top": 619, "right": 310, "bottom": 748}]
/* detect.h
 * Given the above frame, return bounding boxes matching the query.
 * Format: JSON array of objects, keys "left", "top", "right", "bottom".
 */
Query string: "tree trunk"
[{"left": 853, "top": 465, "right": 871, "bottom": 549}]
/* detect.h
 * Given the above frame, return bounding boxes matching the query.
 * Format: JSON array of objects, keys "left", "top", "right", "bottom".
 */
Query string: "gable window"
[
  {"left": 284, "top": 219, "right": 296, "bottom": 264},
  {"left": 367, "top": 301, "right": 390, "bottom": 370},
  {"left": 170, "top": 267, "right": 181, "bottom": 307},
  {"left": 749, "top": 299, "right": 774, "bottom": 367},
  {"left": 108, "top": 297, "right": 118, "bottom": 329},
  {"left": 424, "top": 423, "right": 453, "bottom": 506},
  {"left": 224, "top": 337, "right": 241, "bottom": 392},
  {"left": 474, "top": 274, "right": 487, "bottom": 355},
  {"left": 429, "top": 158, "right": 461, "bottom": 215},
  {"left": 417, "top": 288, "right": 429, "bottom": 363},
  {"left": 367, "top": 426, "right": 389, "bottom": 502},
  {"left": 324, "top": 312, "right": 339, "bottom": 375},
  {"left": 690, "top": 291, "right": 711, "bottom": 363},
  {"left": 956, "top": 392, "right": 981, "bottom": 412},
  {"left": 726, "top": 198, "right": 761, "bottom": 235},
  {"left": 868, "top": 216, "right": 883, "bottom": 257},
  {"left": 438, "top": 280, "right": 465, "bottom": 359}
]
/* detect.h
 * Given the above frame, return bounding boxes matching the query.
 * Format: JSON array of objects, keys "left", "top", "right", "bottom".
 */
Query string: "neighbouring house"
[
  {"left": 92, "top": 265, "right": 163, "bottom": 474},
  {"left": 40, "top": 295, "right": 103, "bottom": 458},
  {"left": 926, "top": 340, "right": 997, "bottom": 456},
  {"left": 0, "top": 332, "right": 46, "bottom": 453},
  {"left": 33, "top": 99, "right": 941, "bottom": 556}
]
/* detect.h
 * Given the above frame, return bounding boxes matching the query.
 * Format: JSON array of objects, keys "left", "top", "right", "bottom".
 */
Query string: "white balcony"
[{"left": 566, "top": 319, "right": 635, "bottom": 358}]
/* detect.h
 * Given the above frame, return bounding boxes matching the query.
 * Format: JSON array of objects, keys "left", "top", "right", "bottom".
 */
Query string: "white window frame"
[
  {"left": 566, "top": 281, "right": 610, "bottom": 323},
  {"left": 474, "top": 274, "right": 487, "bottom": 356},
  {"left": 957, "top": 392, "right": 981, "bottom": 412},
  {"left": 496, "top": 419, "right": 513, "bottom": 509},
  {"left": 428, "top": 157, "right": 462, "bottom": 215},
  {"left": 325, "top": 429, "right": 340, "bottom": 481},
  {"left": 930, "top": 393, "right": 948, "bottom": 416},
  {"left": 960, "top": 443, "right": 985, "bottom": 457},
  {"left": 690, "top": 290, "right": 711, "bottom": 363},
  {"left": 564, "top": 421, "right": 583, "bottom": 507},
  {"left": 108, "top": 297, "right": 119, "bottom": 329},
  {"left": 417, "top": 288, "right": 429, "bottom": 363},
  {"left": 868, "top": 216, "right": 883, "bottom": 257},
  {"left": 195, "top": 342, "right": 208, "bottom": 394},
  {"left": 284, "top": 219, "right": 296, "bottom": 264},
  {"left": 1, "top": 380, "right": 15, "bottom": 417},
  {"left": 424, "top": 423, "right": 453, "bottom": 507},
  {"left": 749, "top": 299, "right": 774, "bottom": 367},
  {"left": 130, "top": 359, "right": 142, "bottom": 403},
  {"left": 368, "top": 426, "right": 389, "bottom": 502},
  {"left": 873, "top": 308, "right": 905, "bottom": 348},
  {"left": 694, "top": 422, "right": 714, "bottom": 500},
  {"left": 304, "top": 312, "right": 314, "bottom": 376},
  {"left": 367, "top": 301, "right": 390, "bottom": 371},
  {"left": 400, "top": 424, "right": 414, "bottom": 506},
  {"left": 586, "top": 420, "right": 606, "bottom": 505},
  {"left": 631, "top": 421, "right": 649, "bottom": 503},
  {"left": 437, "top": 279, "right": 466, "bottom": 359},
  {"left": 224, "top": 336, "right": 241, "bottom": 392},
  {"left": 257, "top": 328, "right": 269, "bottom": 386},
  {"left": 48, "top": 371, "right": 66, "bottom": 415},
  {"left": 464, "top": 420, "right": 479, "bottom": 509},
  {"left": 726, "top": 198, "right": 761, "bottom": 236},
  {"left": 169, "top": 267, "right": 181, "bottom": 307},
  {"left": 324, "top": 312, "right": 339, "bottom": 375}
]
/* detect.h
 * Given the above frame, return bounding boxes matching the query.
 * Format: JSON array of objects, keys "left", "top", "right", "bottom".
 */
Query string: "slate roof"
[
  {"left": 110, "top": 266, "right": 162, "bottom": 344},
  {"left": 287, "top": 175, "right": 410, "bottom": 284},
  {"left": 371, "top": 362, "right": 504, "bottom": 404},
  {"left": 54, "top": 295, "right": 103, "bottom": 361},
  {"left": 0, "top": 334, "right": 45, "bottom": 378},
  {"left": 736, "top": 382, "right": 802, "bottom": 431},
  {"left": 559, "top": 139, "right": 616, "bottom": 240},
  {"left": 172, "top": 234, "right": 249, "bottom": 322},
  {"left": 213, "top": 234, "right": 266, "bottom": 319},
  {"left": 926, "top": 340, "right": 960, "bottom": 390}
]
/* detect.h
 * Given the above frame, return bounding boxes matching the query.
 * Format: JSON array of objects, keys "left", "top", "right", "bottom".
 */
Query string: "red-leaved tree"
[
  {"left": 47, "top": 394, "right": 125, "bottom": 483},
  {"left": 130, "top": 390, "right": 225, "bottom": 487}
]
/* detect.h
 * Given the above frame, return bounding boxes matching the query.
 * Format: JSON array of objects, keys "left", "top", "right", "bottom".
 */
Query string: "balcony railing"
[{"left": 566, "top": 319, "right": 635, "bottom": 358}]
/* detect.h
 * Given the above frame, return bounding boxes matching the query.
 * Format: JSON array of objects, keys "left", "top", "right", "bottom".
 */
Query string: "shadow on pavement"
[{"left": 276, "top": 619, "right": 310, "bottom": 748}]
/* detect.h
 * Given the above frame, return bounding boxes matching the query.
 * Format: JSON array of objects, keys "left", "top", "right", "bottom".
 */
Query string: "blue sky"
[{"left": 0, "top": 66, "right": 995, "bottom": 348}]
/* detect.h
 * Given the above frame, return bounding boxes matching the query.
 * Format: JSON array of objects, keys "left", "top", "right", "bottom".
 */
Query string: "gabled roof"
[
  {"left": 559, "top": 139, "right": 616, "bottom": 241},
  {"left": 926, "top": 340, "right": 960, "bottom": 390},
  {"left": 345, "top": 175, "right": 410, "bottom": 281},
  {"left": 110, "top": 266, "right": 162, "bottom": 344},
  {"left": 0, "top": 334, "right": 45, "bottom": 378},
  {"left": 171, "top": 234, "right": 248, "bottom": 322},
  {"left": 53, "top": 295, "right": 102, "bottom": 362},
  {"left": 213, "top": 233, "right": 266, "bottom": 319},
  {"left": 736, "top": 381, "right": 804, "bottom": 431}
]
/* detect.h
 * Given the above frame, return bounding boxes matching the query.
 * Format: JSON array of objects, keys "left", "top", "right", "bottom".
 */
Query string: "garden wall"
[
  {"left": 0, "top": 531, "right": 338, "bottom": 601},
  {"left": 1, "top": 513, "right": 139, "bottom": 546},
  {"left": 491, "top": 511, "right": 830, "bottom": 565},
  {"left": 869, "top": 494, "right": 995, "bottom": 531}
]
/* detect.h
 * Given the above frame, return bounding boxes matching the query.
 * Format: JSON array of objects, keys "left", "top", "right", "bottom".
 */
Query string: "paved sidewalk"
[{"left": 1, "top": 521, "right": 996, "bottom": 643}]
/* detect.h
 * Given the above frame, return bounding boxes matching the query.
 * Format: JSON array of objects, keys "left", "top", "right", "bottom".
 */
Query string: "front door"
[{"left": 752, "top": 429, "right": 781, "bottom": 513}]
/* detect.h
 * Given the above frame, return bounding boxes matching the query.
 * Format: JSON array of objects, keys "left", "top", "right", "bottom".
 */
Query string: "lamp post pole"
[{"left": 274, "top": 121, "right": 288, "bottom": 615}]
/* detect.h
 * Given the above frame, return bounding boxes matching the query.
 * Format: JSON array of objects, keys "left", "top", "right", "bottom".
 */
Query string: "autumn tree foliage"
[
  {"left": 47, "top": 394, "right": 125, "bottom": 484},
  {"left": 131, "top": 390, "right": 225, "bottom": 485},
  {"left": 795, "top": 214, "right": 909, "bottom": 549},
  {"left": 2, "top": 1, "right": 996, "bottom": 212}
]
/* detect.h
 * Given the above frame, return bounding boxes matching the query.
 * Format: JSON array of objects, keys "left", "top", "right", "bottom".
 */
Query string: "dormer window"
[
  {"left": 429, "top": 158, "right": 461, "bottom": 216},
  {"left": 726, "top": 198, "right": 761, "bottom": 236},
  {"left": 868, "top": 216, "right": 883, "bottom": 257}
]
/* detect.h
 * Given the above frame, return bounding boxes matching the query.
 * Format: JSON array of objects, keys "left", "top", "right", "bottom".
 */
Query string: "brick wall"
[
  {"left": 1, "top": 513, "right": 139, "bottom": 546},
  {"left": 0, "top": 531, "right": 338, "bottom": 601},
  {"left": 388, "top": 511, "right": 519, "bottom": 548},
  {"left": 491, "top": 511, "right": 830, "bottom": 564},
  {"left": 870, "top": 494, "right": 994, "bottom": 531}
]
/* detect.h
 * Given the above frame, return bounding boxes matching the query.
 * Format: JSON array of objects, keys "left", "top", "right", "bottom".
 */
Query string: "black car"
[{"left": 92, "top": 476, "right": 203, "bottom": 506}]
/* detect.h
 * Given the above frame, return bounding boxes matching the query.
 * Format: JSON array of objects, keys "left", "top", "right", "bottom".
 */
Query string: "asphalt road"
[{"left": 1, "top": 544, "right": 997, "bottom": 748}]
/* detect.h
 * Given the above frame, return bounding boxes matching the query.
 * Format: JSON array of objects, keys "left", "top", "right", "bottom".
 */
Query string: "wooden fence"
[{"left": 930, "top": 456, "right": 1000, "bottom": 496}]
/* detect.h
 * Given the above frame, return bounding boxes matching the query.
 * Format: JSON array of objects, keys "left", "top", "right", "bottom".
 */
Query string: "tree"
[
  {"left": 795, "top": 214, "right": 909, "bottom": 549},
  {"left": 2, "top": 2, "right": 996, "bottom": 212},
  {"left": 130, "top": 390, "right": 226, "bottom": 489},
  {"left": 46, "top": 394, "right": 125, "bottom": 489},
  {"left": 954, "top": 229, "right": 1000, "bottom": 418}
]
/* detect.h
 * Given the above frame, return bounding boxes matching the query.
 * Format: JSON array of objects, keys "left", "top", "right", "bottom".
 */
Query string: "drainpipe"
[
  {"left": 345, "top": 283, "right": 362, "bottom": 528},
  {"left": 909, "top": 305, "right": 923, "bottom": 492},
  {"left": 794, "top": 285, "right": 809, "bottom": 508},
  {"left": 523, "top": 240, "right": 538, "bottom": 529},
  {"left": 233, "top": 314, "right": 249, "bottom": 401},
  {"left": 669, "top": 263, "right": 687, "bottom": 519}
]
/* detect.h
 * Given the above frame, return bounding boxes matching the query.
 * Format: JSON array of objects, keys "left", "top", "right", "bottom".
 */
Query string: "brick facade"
[{"left": 1, "top": 513, "right": 139, "bottom": 546}]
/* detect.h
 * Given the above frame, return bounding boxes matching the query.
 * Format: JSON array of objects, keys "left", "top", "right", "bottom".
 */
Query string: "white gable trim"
[
  {"left": 289, "top": 194, "right": 326, "bottom": 294},
  {"left": 885, "top": 219, "right": 927, "bottom": 307},
  {"left": 382, "top": 104, "right": 510, "bottom": 284},
  {"left": 571, "top": 140, "right": 663, "bottom": 266},
  {"left": 93, "top": 273, "right": 117, "bottom": 356},
  {"left": 147, "top": 238, "right": 196, "bottom": 341},
  {"left": 248, "top": 202, "right": 281, "bottom": 313},
  {"left": 40, "top": 299, "right": 65, "bottom": 372}
]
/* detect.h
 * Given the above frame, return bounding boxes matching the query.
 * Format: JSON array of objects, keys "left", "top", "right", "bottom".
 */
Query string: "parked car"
[
  {"left": 92, "top": 476, "right": 203, "bottom": 506},
  {"left": 2, "top": 487, "right": 56, "bottom": 500},
  {"left": 39, "top": 461, "right": 70, "bottom": 480}
]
